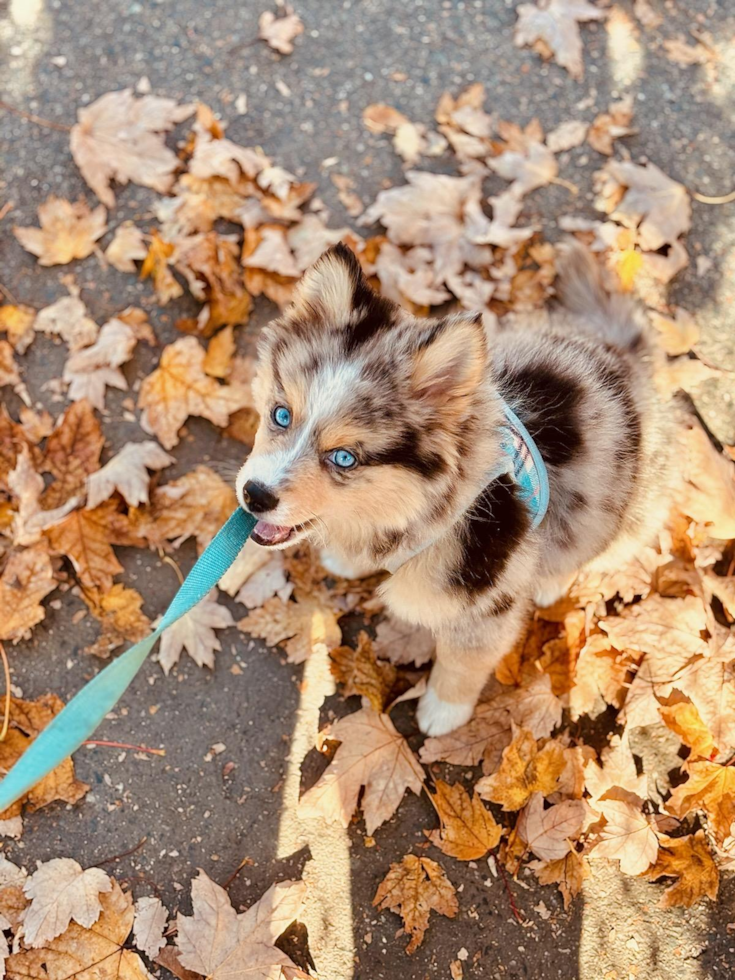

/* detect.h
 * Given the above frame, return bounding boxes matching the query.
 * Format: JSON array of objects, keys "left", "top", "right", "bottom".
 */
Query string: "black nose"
[{"left": 243, "top": 480, "right": 279, "bottom": 514}]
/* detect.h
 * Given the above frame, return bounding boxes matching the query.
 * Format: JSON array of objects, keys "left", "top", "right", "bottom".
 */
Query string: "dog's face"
[{"left": 236, "top": 244, "right": 488, "bottom": 555}]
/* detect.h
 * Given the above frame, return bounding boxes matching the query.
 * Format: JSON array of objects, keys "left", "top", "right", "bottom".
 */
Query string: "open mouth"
[{"left": 251, "top": 520, "right": 308, "bottom": 547}]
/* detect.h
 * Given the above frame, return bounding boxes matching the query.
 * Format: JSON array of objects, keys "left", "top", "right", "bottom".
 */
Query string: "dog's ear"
[
  {"left": 411, "top": 313, "right": 486, "bottom": 405},
  {"left": 290, "top": 243, "right": 371, "bottom": 323}
]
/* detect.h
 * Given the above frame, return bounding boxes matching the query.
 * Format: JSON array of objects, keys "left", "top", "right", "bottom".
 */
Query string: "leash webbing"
[{"left": 0, "top": 508, "right": 256, "bottom": 814}]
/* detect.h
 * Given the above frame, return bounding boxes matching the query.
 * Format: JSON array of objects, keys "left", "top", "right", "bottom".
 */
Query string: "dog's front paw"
[{"left": 417, "top": 687, "right": 474, "bottom": 737}]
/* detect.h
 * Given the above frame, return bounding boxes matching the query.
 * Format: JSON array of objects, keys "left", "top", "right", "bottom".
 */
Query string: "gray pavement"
[{"left": 1, "top": 1, "right": 735, "bottom": 978}]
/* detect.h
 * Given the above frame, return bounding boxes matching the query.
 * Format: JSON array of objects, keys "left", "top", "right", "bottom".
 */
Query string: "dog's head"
[{"left": 236, "top": 244, "right": 489, "bottom": 556}]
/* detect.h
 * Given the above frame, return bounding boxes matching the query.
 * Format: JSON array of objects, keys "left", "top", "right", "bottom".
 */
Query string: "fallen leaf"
[
  {"left": 362, "top": 104, "right": 410, "bottom": 134},
  {"left": 7, "top": 880, "right": 150, "bottom": 980},
  {"left": 175, "top": 232, "right": 252, "bottom": 334},
  {"left": 258, "top": 8, "right": 304, "bottom": 54},
  {"left": 649, "top": 307, "right": 699, "bottom": 355},
  {"left": 373, "top": 615, "right": 435, "bottom": 667},
  {"left": 530, "top": 849, "right": 590, "bottom": 909},
  {"left": 86, "top": 440, "right": 174, "bottom": 510},
  {"left": 156, "top": 947, "right": 200, "bottom": 980},
  {"left": 140, "top": 231, "right": 184, "bottom": 304},
  {"left": 597, "top": 159, "right": 691, "bottom": 251},
  {"left": 476, "top": 728, "right": 565, "bottom": 810},
  {"left": 587, "top": 96, "right": 636, "bottom": 155},
  {"left": 372, "top": 855, "right": 457, "bottom": 955},
  {"left": 633, "top": 0, "right": 662, "bottom": 28},
  {"left": 516, "top": 792, "right": 590, "bottom": 859},
  {"left": 677, "top": 420, "right": 735, "bottom": 539},
  {"left": 203, "top": 325, "right": 235, "bottom": 379},
  {"left": 133, "top": 896, "right": 168, "bottom": 959},
  {"left": 158, "top": 589, "right": 234, "bottom": 674},
  {"left": 13, "top": 197, "right": 106, "bottom": 267},
  {"left": 591, "top": 798, "right": 658, "bottom": 874},
  {"left": 299, "top": 706, "right": 425, "bottom": 834},
  {"left": 419, "top": 702, "right": 512, "bottom": 774},
  {"left": 660, "top": 703, "right": 715, "bottom": 760},
  {"left": 70, "top": 89, "right": 195, "bottom": 207},
  {"left": 105, "top": 222, "right": 147, "bottom": 272},
  {"left": 495, "top": 672, "right": 563, "bottom": 739},
  {"left": 488, "top": 141, "right": 558, "bottom": 198},
  {"left": 0, "top": 305, "right": 36, "bottom": 354},
  {"left": 546, "top": 119, "right": 588, "bottom": 153},
  {"left": 9, "top": 446, "right": 80, "bottom": 547},
  {"left": 674, "top": 655, "right": 735, "bottom": 755},
  {"left": 34, "top": 296, "right": 98, "bottom": 352},
  {"left": 426, "top": 780, "right": 502, "bottom": 860},
  {"left": 584, "top": 732, "right": 648, "bottom": 805},
  {"left": 600, "top": 593, "right": 708, "bottom": 661},
  {"left": 175, "top": 869, "right": 306, "bottom": 979},
  {"left": 22, "top": 859, "right": 112, "bottom": 948},
  {"left": 667, "top": 761, "right": 735, "bottom": 842},
  {"left": 41, "top": 400, "right": 104, "bottom": 509},
  {"left": 0, "top": 546, "right": 57, "bottom": 643},
  {"left": 46, "top": 499, "right": 127, "bottom": 593},
  {"left": 330, "top": 631, "right": 397, "bottom": 712},
  {"left": 238, "top": 595, "right": 341, "bottom": 664},
  {"left": 0, "top": 341, "right": 29, "bottom": 404},
  {"left": 83, "top": 584, "right": 151, "bottom": 659},
  {"left": 0, "top": 856, "right": 29, "bottom": 931},
  {"left": 663, "top": 37, "right": 714, "bottom": 67},
  {"left": 514, "top": 0, "right": 606, "bottom": 81},
  {"left": 219, "top": 539, "right": 292, "bottom": 606},
  {"left": 640, "top": 831, "right": 719, "bottom": 907},
  {"left": 139, "top": 336, "right": 250, "bottom": 449},
  {"left": 63, "top": 316, "right": 138, "bottom": 411}
]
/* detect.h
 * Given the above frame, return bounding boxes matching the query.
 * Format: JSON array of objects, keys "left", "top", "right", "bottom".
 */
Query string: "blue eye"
[
  {"left": 329, "top": 449, "right": 357, "bottom": 469},
  {"left": 273, "top": 405, "right": 291, "bottom": 428}
]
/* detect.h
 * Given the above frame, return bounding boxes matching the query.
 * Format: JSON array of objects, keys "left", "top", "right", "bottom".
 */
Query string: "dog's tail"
[{"left": 555, "top": 241, "right": 645, "bottom": 353}]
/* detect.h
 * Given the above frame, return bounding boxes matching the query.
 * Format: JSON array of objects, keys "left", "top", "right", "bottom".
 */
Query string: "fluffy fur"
[{"left": 237, "top": 242, "right": 672, "bottom": 735}]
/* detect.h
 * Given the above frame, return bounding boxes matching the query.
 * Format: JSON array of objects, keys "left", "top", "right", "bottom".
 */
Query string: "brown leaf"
[
  {"left": 83, "top": 584, "right": 151, "bottom": 659},
  {"left": 22, "top": 858, "right": 112, "bottom": 948},
  {"left": 0, "top": 546, "right": 57, "bottom": 643},
  {"left": 666, "top": 761, "right": 735, "bottom": 843},
  {"left": 677, "top": 420, "right": 735, "bottom": 539},
  {"left": 156, "top": 947, "right": 200, "bottom": 980},
  {"left": 258, "top": 9, "right": 304, "bottom": 54},
  {"left": 587, "top": 96, "right": 636, "bottom": 155},
  {"left": 640, "top": 831, "right": 719, "bottom": 907},
  {"left": 299, "top": 706, "right": 424, "bottom": 834},
  {"left": 104, "top": 222, "right": 147, "bottom": 272},
  {"left": 373, "top": 615, "right": 435, "bottom": 667},
  {"left": 660, "top": 702, "right": 716, "bottom": 759},
  {"left": 372, "top": 854, "right": 457, "bottom": 955},
  {"left": 46, "top": 500, "right": 126, "bottom": 593},
  {"left": 13, "top": 197, "right": 107, "bottom": 267},
  {"left": 174, "top": 233, "right": 252, "bottom": 334},
  {"left": 238, "top": 595, "right": 341, "bottom": 665},
  {"left": 34, "top": 296, "right": 98, "bottom": 351},
  {"left": 0, "top": 407, "right": 42, "bottom": 492},
  {"left": 600, "top": 594, "right": 708, "bottom": 661},
  {"left": 203, "top": 325, "right": 235, "bottom": 379},
  {"left": 86, "top": 440, "right": 174, "bottom": 510},
  {"left": 70, "top": 89, "right": 195, "bottom": 207},
  {"left": 63, "top": 316, "right": 138, "bottom": 411},
  {"left": 138, "top": 336, "right": 250, "bottom": 449},
  {"left": 476, "top": 728, "right": 565, "bottom": 811},
  {"left": 488, "top": 141, "right": 558, "bottom": 198},
  {"left": 0, "top": 304, "right": 36, "bottom": 354},
  {"left": 0, "top": 340, "right": 28, "bottom": 403},
  {"left": 330, "top": 631, "right": 397, "bottom": 712},
  {"left": 514, "top": 0, "right": 606, "bottom": 81},
  {"left": 8, "top": 445, "right": 80, "bottom": 547},
  {"left": 426, "top": 780, "right": 502, "bottom": 860},
  {"left": 596, "top": 159, "right": 691, "bottom": 251},
  {"left": 140, "top": 231, "right": 184, "bottom": 304},
  {"left": 158, "top": 590, "right": 234, "bottom": 674},
  {"left": 419, "top": 702, "right": 512, "bottom": 775},
  {"left": 531, "top": 849, "right": 590, "bottom": 909},
  {"left": 591, "top": 798, "right": 658, "bottom": 874},
  {"left": 649, "top": 307, "right": 699, "bottom": 356},
  {"left": 663, "top": 37, "right": 715, "bottom": 67},
  {"left": 517, "top": 792, "right": 590, "bottom": 860},
  {"left": 584, "top": 732, "right": 648, "bottom": 805},
  {"left": 41, "top": 400, "right": 104, "bottom": 509},
  {"left": 545, "top": 119, "right": 588, "bottom": 153}
]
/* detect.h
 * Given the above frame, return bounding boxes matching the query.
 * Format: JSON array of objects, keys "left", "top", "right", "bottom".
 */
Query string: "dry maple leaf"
[
  {"left": 140, "top": 231, "right": 183, "bottom": 305},
  {"left": 0, "top": 856, "right": 29, "bottom": 931},
  {"left": 587, "top": 96, "right": 636, "bottom": 155},
  {"left": 373, "top": 615, "right": 435, "bottom": 667},
  {"left": 0, "top": 341, "right": 29, "bottom": 404},
  {"left": 0, "top": 304, "right": 36, "bottom": 354},
  {"left": 373, "top": 854, "right": 457, "bottom": 955},
  {"left": 133, "top": 896, "right": 168, "bottom": 959},
  {"left": 663, "top": 37, "right": 714, "bottom": 67},
  {"left": 426, "top": 780, "right": 502, "bottom": 861},
  {"left": 545, "top": 119, "right": 588, "bottom": 153},
  {"left": 419, "top": 702, "right": 512, "bottom": 774},
  {"left": 175, "top": 869, "right": 306, "bottom": 980},
  {"left": 34, "top": 296, "right": 98, "bottom": 352},
  {"left": 677, "top": 420, "right": 735, "bottom": 539},
  {"left": 63, "top": 316, "right": 138, "bottom": 411},
  {"left": 7, "top": 879, "right": 149, "bottom": 980},
  {"left": 299, "top": 705, "right": 425, "bottom": 834},
  {"left": 83, "top": 583, "right": 151, "bottom": 658},
  {"left": 476, "top": 728, "right": 565, "bottom": 811},
  {"left": 131, "top": 465, "right": 237, "bottom": 552},
  {"left": 488, "top": 142, "right": 558, "bottom": 198},
  {"left": 70, "top": 89, "right": 195, "bottom": 207},
  {"left": 86, "top": 441, "right": 174, "bottom": 510},
  {"left": 330, "top": 631, "right": 397, "bottom": 712},
  {"left": 238, "top": 595, "right": 341, "bottom": 665},
  {"left": 590, "top": 798, "right": 658, "bottom": 875},
  {"left": 598, "top": 159, "right": 691, "bottom": 251},
  {"left": 175, "top": 233, "right": 252, "bottom": 334},
  {"left": 41, "top": 399, "right": 104, "bottom": 510},
  {"left": 649, "top": 307, "right": 699, "bottom": 357},
  {"left": 258, "top": 8, "right": 304, "bottom": 54},
  {"left": 157, "top": 590, "right": 234, "bottom": 674},
  {"left": 514, "top": 0, "right": 606, "bottom": 81},
  {"left": 22, "top": 859, "right": 112, "bottom": 948},
  {"left": 9, "top": 445, "right": 80, "bottom": 547},
  {"left": 13, "top": 197, "right": 107, "bottom": 267},
  {"left": 203, "top": 325, "right": 235, "bottom": 379},
  {"left": 495, "top": 672, "right": 563, "bottom": 739},
  {"left": 45, "top": 499, "right": 126, "bottom": 593},
  {"left": 516, "top": 792, "right": 590, "bottom": 860},
  {"left": 584, "top": 732, "right": 648, "bottom": 805},
  {"left": 138, "top": 336, "right": 250, "bottom": 449},
  {"left": 659, "top": 702, "right": 715, "bottom": 759},
  {"left": 219, "top": 539, "right": 292, "bottom": 607},
  {"left": 600, "top": 593, "right": 708, "bottom": 661},
  {"left": 0, "top": 546, "right": 57, "bottom": 643},
  {"left": 640, "top": 831, "right": 719, "bottom": 908},
  {"left": 674, "top": 654, "right": 735, "bottom": 755},
  {"left": 0, "top": 407, "right": 43, "bottom": 492},
  {"left": 530, "top": 848, "right": 590, "bottom": 909},
  {"left": 667, "top": 761, "right": 735, "bottom": 842},
  {"left": 104, "top": 222, "right": 147, "bottom": 273}
]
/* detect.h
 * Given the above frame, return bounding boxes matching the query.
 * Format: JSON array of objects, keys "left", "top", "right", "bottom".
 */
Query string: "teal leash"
[{"left": 0, "top": 508, "right": 256, "bottom": 814}]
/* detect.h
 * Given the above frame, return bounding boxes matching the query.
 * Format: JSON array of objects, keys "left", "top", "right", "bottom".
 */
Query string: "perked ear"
[
  {"left": 290, "top": 242, "right": 369, "bottom": 322},
  {"left": 411, "top": 314, "right": 487, "bottom": 406}
]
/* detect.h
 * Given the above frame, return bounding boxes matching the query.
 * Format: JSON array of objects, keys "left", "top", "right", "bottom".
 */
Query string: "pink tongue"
[{"left": 254, "top": 521, "right": 292, "bottom": 544}]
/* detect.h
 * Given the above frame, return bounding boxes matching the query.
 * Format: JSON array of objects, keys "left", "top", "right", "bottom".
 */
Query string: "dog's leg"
[
  {"left": 319, "top": 549, "right": 377, "bottom": 580},
  {"left": 417, "top": 604, "right": 529, "bottom": 737}
]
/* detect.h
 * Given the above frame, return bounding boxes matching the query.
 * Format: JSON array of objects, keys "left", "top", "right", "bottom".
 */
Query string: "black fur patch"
[
  {"left": 372, "top": 528, "right": 405, "bottom": 559},
  {"left": 449, "top": 474, "right": 530, "bottom": 597},
  {"left": 594, "top": 361, "right": 642, "bottom": 472},
  {"left": 363, "top": 428, "right": 447, "bottom": 479},
  {"left": 488, "top": 591, "right": 515, "bottom": 615},
  {"left": 497, "top": 363, "right": 584, "bottom": 466}
]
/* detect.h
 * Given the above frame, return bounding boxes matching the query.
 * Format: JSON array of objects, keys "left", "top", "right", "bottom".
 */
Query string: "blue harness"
[{"left": 0, "top": 399, "right": 548, "bottom": 813}]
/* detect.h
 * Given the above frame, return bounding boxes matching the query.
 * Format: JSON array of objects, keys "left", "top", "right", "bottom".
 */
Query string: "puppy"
[{"left": 236, "top": 242, "right": 672, "bottom": 736}]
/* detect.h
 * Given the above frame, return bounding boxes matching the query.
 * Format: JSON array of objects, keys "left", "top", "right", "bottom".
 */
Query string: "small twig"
[
  {"left": 0, "top": 202, "right": 13, "bottom": 223},
  {"left": 0, "top": 643, "right": 11, "bottom": 743},
  {"left": 0, "top": 100, "right": 72, "bottom": 132},
  {"left": 549, "top": 176, "right": 579, "bottom": 196},
  {"left": 159, "top": 551, "right": 185, "bottom": 586},
  {"left": 92, "top": 836, "right": 148, "bottom": 867},
  {"left": 221, "top": 856, "right": 253, "bottom": 890},
  {"left": 692, "top": 189, "right": 735, "bottom": 205},
  {"left": 83, "top": 739, "right": 166, "bottom": 756},
  {"left": 494, "top": 850, "right": 525, "bottom": 924},
  {"left": 0, "top": 282, "right": 19, "bottom": 306}
]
